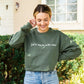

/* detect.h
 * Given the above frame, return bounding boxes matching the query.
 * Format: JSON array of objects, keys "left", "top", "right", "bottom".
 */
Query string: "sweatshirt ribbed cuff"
[{"left": 21, "top": 22, "right": 33, "bottom": 32}]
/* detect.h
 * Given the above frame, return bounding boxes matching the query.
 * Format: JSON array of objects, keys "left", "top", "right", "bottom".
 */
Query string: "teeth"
[{"left": 41, "top": 26, "right": 45, "bottom": 28}]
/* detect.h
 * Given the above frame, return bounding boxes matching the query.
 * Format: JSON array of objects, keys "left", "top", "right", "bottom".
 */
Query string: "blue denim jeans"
[{"left": 24, "top": 70, "right": 59, "bottom": 84}]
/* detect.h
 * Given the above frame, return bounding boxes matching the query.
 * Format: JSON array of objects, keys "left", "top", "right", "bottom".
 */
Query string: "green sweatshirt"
[{"left": 9, "top": 22, "right": 81, "bottom": 71}]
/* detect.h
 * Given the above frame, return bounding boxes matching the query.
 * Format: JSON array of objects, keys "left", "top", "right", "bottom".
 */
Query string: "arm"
[
  {"left": 58, "top": 32, "right": 81, "bottom": 61},
  {"left": 9, "top": 22, "right": 32, "bottom": 48}
]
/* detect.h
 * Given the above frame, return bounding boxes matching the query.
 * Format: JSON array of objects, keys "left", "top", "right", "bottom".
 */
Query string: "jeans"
[{"left": 24, "top": 70, "right": 59, "bottom": 84}]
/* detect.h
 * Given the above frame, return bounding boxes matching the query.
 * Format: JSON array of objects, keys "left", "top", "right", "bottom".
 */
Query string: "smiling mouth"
[{"left": 41, "top": 26, "right": 46, "bottom": 28}]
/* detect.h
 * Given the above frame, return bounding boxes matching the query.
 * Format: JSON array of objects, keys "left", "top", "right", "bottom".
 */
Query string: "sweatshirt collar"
[{"left": 36, "top": 28, "right": 51, "bottom": 35}]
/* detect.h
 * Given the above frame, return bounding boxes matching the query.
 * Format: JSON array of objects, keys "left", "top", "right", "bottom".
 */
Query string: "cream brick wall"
[{"left": 14, "top": 0, "right": 41, "bottom": 33}]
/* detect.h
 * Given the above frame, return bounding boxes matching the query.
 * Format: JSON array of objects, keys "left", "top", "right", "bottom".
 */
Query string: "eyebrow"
[{"left": 37, "top": 17, "right": 48, "bottom": 20}]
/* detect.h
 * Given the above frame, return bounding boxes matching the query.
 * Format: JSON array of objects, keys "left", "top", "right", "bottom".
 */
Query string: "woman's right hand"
[{"left": 29, "top": 19, "right": 37, "bottom": 28}]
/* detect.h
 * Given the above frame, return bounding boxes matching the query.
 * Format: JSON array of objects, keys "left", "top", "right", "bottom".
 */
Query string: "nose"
[{"left": 41, "top": 21, "right": 45, "bottom": 25}]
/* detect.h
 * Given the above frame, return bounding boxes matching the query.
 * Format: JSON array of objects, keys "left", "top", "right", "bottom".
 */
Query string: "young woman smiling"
[{"left": 9, "top": 4, "right": 81, "bottom": 84}]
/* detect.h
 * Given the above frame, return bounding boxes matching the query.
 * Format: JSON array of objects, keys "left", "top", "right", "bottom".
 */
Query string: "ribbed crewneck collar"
[{"left": 36, "top": 28, "right": 51, "bottom": 35}]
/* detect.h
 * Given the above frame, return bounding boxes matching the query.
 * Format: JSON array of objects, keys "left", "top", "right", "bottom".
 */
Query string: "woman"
[{"left": 9, "top": 4, "right": 81, "bottom": 84}]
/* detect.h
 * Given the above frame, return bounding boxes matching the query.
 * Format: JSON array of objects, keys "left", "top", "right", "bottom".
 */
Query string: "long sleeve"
[
  {"left": 58, "top": 32, "right": 81, "bottom": 61},
  {"left": 9, "top": 22, "right": 32, "bottom": 48}
]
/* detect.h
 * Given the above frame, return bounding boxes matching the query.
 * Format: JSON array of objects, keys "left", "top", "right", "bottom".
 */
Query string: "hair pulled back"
[{"left": 33, "top": 4, "right": 52, "bottom": 18}]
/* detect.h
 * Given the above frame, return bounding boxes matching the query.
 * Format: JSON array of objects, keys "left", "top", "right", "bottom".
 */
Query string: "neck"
[{"left": 38, "top": 27, "right": 49, "bottom": 33}]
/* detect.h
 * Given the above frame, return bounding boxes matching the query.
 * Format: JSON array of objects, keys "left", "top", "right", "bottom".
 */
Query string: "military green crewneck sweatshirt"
[{"left": 9, "top": 22, "right": 81, "bottom": 71}]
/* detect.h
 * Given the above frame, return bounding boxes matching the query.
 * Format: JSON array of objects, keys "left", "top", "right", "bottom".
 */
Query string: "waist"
[{"left": 25, "top": 69, "right": 57, "bottom": 76}]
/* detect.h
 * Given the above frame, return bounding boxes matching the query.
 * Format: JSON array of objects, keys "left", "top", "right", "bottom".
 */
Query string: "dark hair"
[{"left": 33, "top": 4, "right": 52, "bottom": 17}]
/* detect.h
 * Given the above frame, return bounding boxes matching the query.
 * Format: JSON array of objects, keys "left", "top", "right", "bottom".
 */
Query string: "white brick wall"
[{"left": 0, "top": 0, "right": 14, "bottom": 35}]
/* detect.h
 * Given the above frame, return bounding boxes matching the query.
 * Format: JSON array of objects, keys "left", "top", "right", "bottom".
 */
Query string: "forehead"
[{"left": 36, "top": 12, "right": 50, "bottom": 19}]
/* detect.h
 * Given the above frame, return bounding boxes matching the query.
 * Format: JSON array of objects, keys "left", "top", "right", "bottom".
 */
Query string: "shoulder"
[
  {"left": 50, "top": 28, "right": 63, "bottom": 35},
  {"left": 50, "top": 28, "right": 70, "bottom": 39},
  {"left": 30, "top": 27, "right": 37, "bottom": 32},
  {"left": 28, "top": 27, "right": 37, "bottom": 35}
]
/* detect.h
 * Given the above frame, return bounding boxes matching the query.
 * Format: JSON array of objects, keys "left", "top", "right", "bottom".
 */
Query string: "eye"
[
  {"left": 38, "top": 20, "right": 41, "bottom": 22},
  {"left": 44, "top": 19, "right": 48, "bottom": 21},
  {"left": 37, "top": 19, "right": 41, "bottom": 22}
]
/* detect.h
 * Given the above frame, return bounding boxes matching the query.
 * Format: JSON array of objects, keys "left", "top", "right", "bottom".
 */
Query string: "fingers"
[{"left": 29, "top": 19, "right": 37, "bottom": 27}]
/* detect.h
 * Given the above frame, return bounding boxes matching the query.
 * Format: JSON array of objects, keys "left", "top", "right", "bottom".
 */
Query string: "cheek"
[
  {"left": 45, "top": 21, "right": 49, "bottom": 25},
  {"left": 36, "top": 22, "right": 40, "bottom": 26}
]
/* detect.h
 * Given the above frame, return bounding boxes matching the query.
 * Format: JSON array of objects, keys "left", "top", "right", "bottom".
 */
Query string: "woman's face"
[{"left": 35, "top": 12, "right": 51, "bottom": 33}]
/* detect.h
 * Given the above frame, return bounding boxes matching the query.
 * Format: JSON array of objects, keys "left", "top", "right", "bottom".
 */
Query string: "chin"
[
  {"left": 40, "top": 28, "right": 46, "bottom": 31},
  {"left": 40, "top": 26, "right": 47, "bottom": 29}
]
